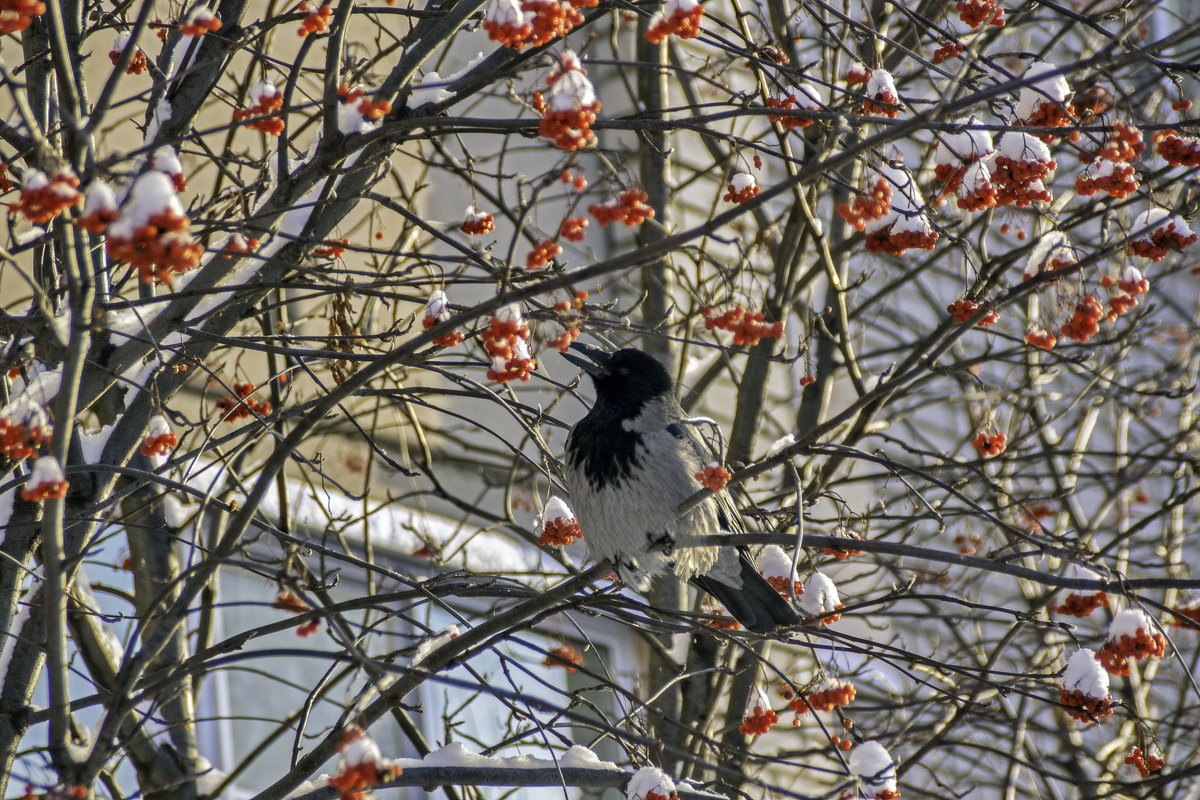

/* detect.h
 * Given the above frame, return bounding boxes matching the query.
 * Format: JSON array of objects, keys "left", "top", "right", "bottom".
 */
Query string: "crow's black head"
[{"left": 562, "top": 343, "right": 673, "bottom": 414}]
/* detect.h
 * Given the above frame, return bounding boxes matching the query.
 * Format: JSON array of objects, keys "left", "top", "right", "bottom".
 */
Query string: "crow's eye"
[{"left": 618, "top": 367, "right": 630, "bottom": 375}]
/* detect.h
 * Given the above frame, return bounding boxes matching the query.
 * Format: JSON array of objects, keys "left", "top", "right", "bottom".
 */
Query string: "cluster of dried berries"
[
  {"left": 542, "top": 644, "right": 584, "bottom": 671},
  {"left": 1052, "top": 591, "right": 1108, "bottom": 617},
  {"left": 791, "top": 680, "right": 855, "bottom": 716},
  {"left": 1075, "top": 159, "right": 1138, "bottom": 199},
  {"left": 12, "top": 170, "right": 82, "bottom": 224},
  {"left": 588, "top": 189, "right": 654, "bottom": 226},
  {"left": 645, "top": 0, "right": 704, "bottom": 43},
  {"left": 297, "top": 2, "right": 332, "bottom": 36},
  {"left": 765, "top": 82, "right": 823, "bottom": 129},
  {"left": 181, "top": 7, "right": 221, "bottom": 36},
  {"left": 537, "top": 53, "right": 600, "bottom": 151},
  {"left": 0, "top": 415, "right": 51, "bottom": 462},
  {"left": 1060, "top": 295, "right": 1104, "bottom": 343},
  {"left": 539, "top": 515, "right": 583, "bottom": 546},
  {"left": 1025, "top": 327, "right": 1057, "bottom": 350},
  {"left": 483, "top": 305, "right": 536, "bottom": 383},
  {"left": 947, "top": 299, "right": 998, "bottom": 326},
  {"left": 526, "top": 239, "right": 562, "bottom": 269},
  {"left": 859, "top": 69, "right": 900, "bottom": 118},
  {"left": 0, "top": 0, "right": 45, "bottom": 32},
  {"left": 703, "top": 305, "right": 784, "bottom": 346},
  {"left": 956, "top": 0, "right": 1004, "bottom": 27},
  {"left": 422, "top": 290, "right": 463, "bottom": 348},
  {"left": 139, "top": 416, "right": 178, "bottom": 456},
  {"left": 694, "top": 463, "right": 731, "bottom": 491},
  {"left": 738, "top": 705, "right": 778, "bottom": 736},
  {"left": 216, "top": 383, "right": 272, "bottom": 420},
  {"left": 1156, "top": 130, "right": 1200, "bottom": 167},
  {"left": 19, "top": 456, "right": 68, "bottom": 502},
  {"left": 837, "top": 178, "right": 892, "bottom": 231},
  {"left": 1125, "top": 747, "right": 1164, "bottom": 779},
  {"left": 233, "top": 81, "right": 286, "bottom": 135},
  {"left": 972, "top": 431, "right": 1007, "bottom": 457},
  {"left": 328, "top": 726, "right": 403, "bottom": 800},
  {"left": 274, "top": 590, "right": 321, "bottom": 637},
  {"left": 109, "top": 34, "right": 149, "bottom": 74},
  {"left": 823, "top": 529, "right": 864, "bottom": 559},
  {"left": 1097, "top": 620, "right": 1167, "bottom": 675},
  {"left": 337, "top": 84, "right": 391, "bottom": 120},
  {"left": 559, "top": 216, "right": 588, "bottom": 241}
]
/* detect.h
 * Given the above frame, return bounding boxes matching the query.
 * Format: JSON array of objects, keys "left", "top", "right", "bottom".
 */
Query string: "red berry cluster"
[
  {"left": 543, "top": 644, "right": 584, "bottom": 672},
  {"left": 972, "top": 431, "right": 1007, "bottom": 457},
  {"left": 765, "top": 93, "right": 817, "bottom": 130},
  {"left": 954, "top": 533, "right": 982, "bottom": 555},
  {"left": 1097, "top": 629, "right": 1167, "bottom": 675},
  {"left": 1025, "top": 327, "right": 1057, "bottom": 350},
  {"left": 864, "top": 226, "right": 939, "bottom": 256},
  {"left": 422, "top": 315, "right": 464, "bottom": 348},
  {"left": 538, "top": 102, "right": 601, "bottom": 151},
  {"left": 551, "top": 290, "right": 588, "bottom": 314},
  {"left": 846, "top": 65, "right": 870, "bottom": 84},
  {"left": 337, "top": 84, "right": 391, "bottom": 120},
  {"left": 482, "top": 313, "right": 536, "bottom": 383},
  {"left": 1075, "top": 161, "right": 1138, "bottom": 199},
  {"left": 703, "top": 305, "right": 784, "bottom": 346},
  {"left": 461, "top": 211, "right": 495, "bottom": 235},
  {"left": 1126, "top": 222, "right": 1198, "bottom": 261},
  {"left": 934, "top": 162, "right": 967, "bottom": 192},
  {"left": 695, "top": 464, "right": 731, "bottom": 491},
  {"left": 220, "top": 233, "right": 259, "bottom": 258},
  {"left": 932, "top": 41, "right": 964, "bottom": 64},
  {"left": 1051, "top": 591, "right": 1108, "bottom": 617},
  {"left": 216, "top": 383, "right": 272, "bottom": 420},
  {"left": 560, "top": 170, "right": 588, "bottom": 189},
  {"left": 957, "top": 177, "right": 998, "bottom": 212},
  {"left": 526, "top": 239, "right": 562, "bottom": 269},
  {"left": 589, "top": 189, "right": 655, "bottom": 226},
  {"left": 1060, "top": 295, "right": 1104, "bottom": 343},
  {"left": 0, "top": 163, "right": 11, "bottom": 192},
  {"left": 645, "top": 792, "right": 679, "bottom": 800},
  {"left": 992, "top": 156, "right": 1056, "bottom": 207},
  {"left": 1155, "top": 130, "right": 1200, "bottom": 167},
  {"left": 837, "top": 178, "right": 892, "bottom": 231},
  {"left": 329, "top": 727, "right": 402, "bottom": 799},
  {"left": 109, "top": 46, "right": 149, "bottom": 75},
  {"left": 790, "top": 681, "right": 855, "bottom": 715},
  {"left": 107, "top": 211, "right": 206, "bottom": 285},
  {"left": 0, "top": 417, "right": 51, "bottom": 462},
  {"left": 827, "top": 735, "right": 854, "bottom": 750},
  {"left": 738, "top": 705, "right": 778, "bottom": 736},
  {"left": 723, "top": 177, "right": 761, "bottom": 204},
  {"left": 297, "top": 2, "right": 332, "bottom": 36},
  {"left": 947, "top": 299, "right": 998, "bottom": 326},
  {"left": 823, "top": 531, "right": 863, "bottom": 559},
  {"left": 956, "top": 0, "right": 1004, "bottom": 27},
  {"left": 538, "top": 515, "right": 583, "bottom": 546},
  {"left": 13, "top": 172, "right": 82, "bottom": 224},
  {"left": 0, "top": 0, "right": 45, "bottom": 33},
  {"left": 313, "top": 239, "right": 349, "bottom": 258},
  {"left": 180, "top": 9, "right": 221, "bottom": 36},
  {"left": 139, "top": 431, "right": 178, "bottom": 457},
  {"left": 1172, "top": 602, "right": 1200, "bottom": 628},
  {"left": 860, "top": 90, "right": 900, "bottom": 119},
  {"left": 559, "top": 216, "right": 588, "bottom": 241},
  {"left": 233, "top": 87, "right": 285, "bottom": 135},
  {"left": 1125, "top": 747, "right": 1164, "bottom": 778},
  {"left": 765, "top": 575, "right": 805, "bottom": 597},
  {"left": 1091, "top": 121, "right": 1144, "bottom": 163},
  {"left": 1022, "top": 100, "right": 1076, "bottom": 143},
  {"left": 645, "top": 3, "right": 704, "bottom": 43},
  {"left": 1059, "top": 687, "right": 1113, "bottom": 723}
]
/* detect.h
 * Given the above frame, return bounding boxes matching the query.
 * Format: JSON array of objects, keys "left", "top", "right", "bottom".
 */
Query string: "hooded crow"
[{"left": 561, "top": 342, "right": 799, "bottom": 633}]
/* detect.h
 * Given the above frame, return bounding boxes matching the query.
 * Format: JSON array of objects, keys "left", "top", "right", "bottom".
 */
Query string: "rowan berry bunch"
[
  {"left": 313, "top": 239, "right": 349, "bottom": 258},
  {"left": 538, "top": 515, "right": 583, "bottom": 546},
  {"left": 108, "top": 34, "right": 148, "bottom": 74},
  {"left": 297, "top": 2, "right": 332, "bottom": 36},
  {"left": 1096, "top": 614, "right": 1167, "bottom": 675},
  {"left": 645, "top": 0, "right": 704, "bottom": 43},
  {"left": 180, "top": 7, "right": 221, "bottom": 35},
  {"left": 1051, "top": 591, "right": 1108, "bottom": 617},
  {"left": 0, "top": 415, "right": 51, "bottom": 462},
  {"left": 422, "top": 290, "right": 464, "bottom": 347},
  {"left": 1058, "top": 688, "right": 1113, "bottom": 723},
  {"left": 12, "top": 171, "right": 82, "bottom": 225},
  {"left": 703, "top": 305, "right": 784, "bottom": 346},
  {"left": 723, "top": 172, "right": 761, "bottom": 203},
  {"left": 1125, "top": 747, "right": 1164, "bottom": 778},
  {"left": 1024, "top": 328, "right": 1057, "bottom": 350},
  {"left": 526, "top": 239, "right": 562, "bottom": 269},
  {"left": 215, "top": 383, "right": 272, "bottom": 420},
  {"left": 859, "top": 69, "right": 900, "bottom": 118},
  {"left": 588, "top": 189, "right": 654, "bottom": 226},
  {"left": 694, "top": 463, "right": 730, "bottom": 491},
  {"left": 823, "top": 528, "right": 864, "bottom": 559},
  {"left": 972, "top": 431, "right": 1007, "bottom": 457},
  {"left": 328, "top": 726, "right": 402, "bottom": 800},
  {"left": 765, "top": 83, "right": 823, "bottom": 129},
  {"left": 837, "top": 178, "right": 892, "bottom": 231},
  {"left": 233, "top": 81, "right": 286, "bottom": 135},
  {"left": 932, "top": 41, "right": 963, "bottom": 64},
  {"left": 460, "top": 207, "right": 495, "bottom": 235},
  {"left": 947, "top": 299, "right": 998, "bottom": 326},
  {"left": 1060, "top": 295, "right": 1104, "bottom": 343},
  {"left": 956, "top": 0, "right": 1005, "bottom": 27},
  {"left": 0, "top": 0, "right": 45, "bottom": 33},
  {"left": 542, "top": 644, "right": 584, "bottom": 671},
  {"left": 790, "top": 680, "right": 855, "bottom": 715},
  {"left": 19, "top": 456, "right": 68, "bottom": 502},
  {"left": 738, "top": 705, "right": 778, "bottom": 736},
  {"left": 559, "top": 216, "right": 587, "bottom": 241},
  {"left": 483, "top": 306, "right": 536, "bottom": 383},
  {"left": 1155, "top": 130, "right": 1200, "bottom": 167}
]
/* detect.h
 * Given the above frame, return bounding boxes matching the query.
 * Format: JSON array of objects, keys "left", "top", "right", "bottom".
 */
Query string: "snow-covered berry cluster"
[
  {"left": 0, "top": 0, "right": 45, "bottom": 33},
  {"left": 109, "top": 32, "right": 149, "bottom": 74},
  {"left": 837, "top": 177, "right": 892, "bottom": 230},
  {"left": 538, "top": 496, "right": 583, "bottom": 546},
  {"left": 723, "top": 172, "right": 760, "bottom": 204},
  {"left": 1156, "top": 129, "right": 1200, "bottom": 167},
  {"left": 422, "top": 290, "right": 464, "bottom": 347},
  {"left": 1096, "top": 608, "right": 1167, "bottom": 675},
  {"left": 739, "top": 686, "right": 779, "bottom": 737},
  {"left": 105, "top": 172, "right": 204, "bottom": 285},
  {"left": 757, "top": 545, "right": 804, "bottom": 598},
  {"left": 1125, "top": 208, "right": 1198, "bottom": 261},
  {"left": 800, "top": 572, "right": 843, "bottom": 624},
  {"left": 1059, "top": 648, "right": 1113, "bottom": 723},
  {"left": 625, "top": 767, "right": 679, "bottom": 800},
  {"left": 1075, "top": 158, "right": 1138, "bottom": 199},
  {"left": 297, "top": 2, "right": 332, "bottom": 36},
  {"left": 139, "top": 415, "right": 178, "bottom": 457},
  {"left": 1125, "top": 747, "right": 1164, "bottom": 778},
  {"left": 862, "top": 163, "right": 938, "bottom": 256},
  {"left": 483, "top": 304, "right": 536, "bottom": 383},
  {"left": 461, "top": 206, "right": 496, "bottom": 236},
  {"left": 538, "top": 53, "right": 600, "bottom": 151},
  {"left": 233, "top": 81, "right": 286, "bottom": 135},
  {"left": 215, "top": 383, "right": 272, "bottom": 420},
  {"left": 180, "top": 7, "right": 221, "bottom": 36},
  {"left": 482, "top": 0, "right": 594, "bottom": 50},
  {"left": 1017, "top": 61, "right": 1074, "bottom": 143},
  {"left": 328, "top": 726, "right": 402, "bottom": 800},
  {"left": 0, "top": 409, "right": 51, "bottom": 463},
  {"left": 1059, "top": 295, "right": 1104, "bottom": 343},
  {"left": 823, "top": 526, "right": 864, "bottom": 559},
  {"left": 848, "top": 741, "right": 900, "bottom": 800},
  {"left": 12, "top": 170, "right": 82, "bottom": 225},
  {"left": 645, "top": 0, "right": 704, "bottom": 43},
  {"left": 694, "top": 462, "right": 730, "bottom": 491},
  {"left": 992, "top": 133, "right": 1056, "bottom": 207},
  {"left": 19, "top": 455, "right": 68, "bottom": 502},
  {"left": 766, "top": 82, "right": 824, "bottom": 129},
  {"left": 859, "top": 69, "right": 900, "bottom": 118}
]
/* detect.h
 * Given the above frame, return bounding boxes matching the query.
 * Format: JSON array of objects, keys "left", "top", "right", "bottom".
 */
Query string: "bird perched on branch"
[{"left": 561, "top": 342, "right": 798, "bottom": 633}]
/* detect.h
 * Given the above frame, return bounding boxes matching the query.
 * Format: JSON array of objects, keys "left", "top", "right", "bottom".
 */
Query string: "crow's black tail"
[{"left": 690, "top": 549, "right": 799, "bottom": 633}]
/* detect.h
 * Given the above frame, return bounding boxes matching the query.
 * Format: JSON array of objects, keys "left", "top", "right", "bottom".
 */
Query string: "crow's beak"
[{"left": 561, "top": 341, "right": 612, "bottom": 377}]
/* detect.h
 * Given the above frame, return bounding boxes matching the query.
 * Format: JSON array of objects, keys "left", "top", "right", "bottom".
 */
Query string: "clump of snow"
[
  {"left": 730, "top": 172, "right": 757, "bottom": 192},
  {"left": 148, "top": 414, "right": 172, "bottom": 439},
  {"left": 1062, "top": 648, "right": 1108, "bottom": 698},
  {"left": 866, "top": 162, "right": 933, "bottom": 237},
  {"left": 849, "top": 740, "right": 898, "bottom": 796},
  {"left": 1132, "top": 207, "right": 1195, "bottom": 239},
  {"left": 558, "top": 745, "right": 620, "bottom": 770},
  {"left": 539, "top": 496, "right": 575, "bottom": 525},
  {"left": 485, "top": 0, "right": 527, "bottom": 26},
  {"left": 547, "top": 53, "right": 597, "bottom": 111},
  {"left": 1017, "top": 60, "right": 1071, "bottom": 120},
  {"left": 152, "top": 145, "right": 183, "bottom": 177},
  {"left": 248, "top": 80, "right": 280, "bottom": 106},
  {"left": 108, "top": 172, "right": 185, "bottom": 240},
  {"left": 792, "top": 80, "right": 825, "bottom": 107},
  {"left": 997, "top": 131, "right": 1052, "bottom": 163},
  {"left": 2, "top": 368, "right": 61, "bottom": 424},
  {"left": 938, "top": 116, "right": 993, "bottom": 163},
  {"left": 82, "top": 181, "right": 118, "bottom": 216},
  {"left": 626, "top": 766, "right": 676, "bottom": 800},
  {"left": 412, "top": 625, "right": 460, "bottom": 666},
  {"left": 28, "top": 455, "right": 65, "bottom": 486},
  {"left": 765, "top": 433, "right": 796, "bottom": 459},
  {"left": 800, "top": 572, "right": 840, "bottom": 615},
  {"left": 425, "top": 289, "right": 449, "bottom": 319},
  {"left": 959, "top": 160, "right": 992, "bottom": 193},
  {"left": 1108, "top": 608, "right": 1155, "bottom": 641},
  {"left": 866, "top": 69, "right": 897, "bottom": 99},
  {"left": 112, "top": 31, "right": 132, "bottom": 52},
  {"left": 339, "top": 728, "right": 383, "bottom": 767},
  {"left": 21, "top": 170, "right": 48, "bottom": 191},
  {"left": 756, "top": 545, "right": 795, "bottom": 581},
  {"left": 1025, "top": 231, "right": 1075, "bottom": 275},
  {"left": 496, "top": 303, "right": 524, "bottom": 324}
]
